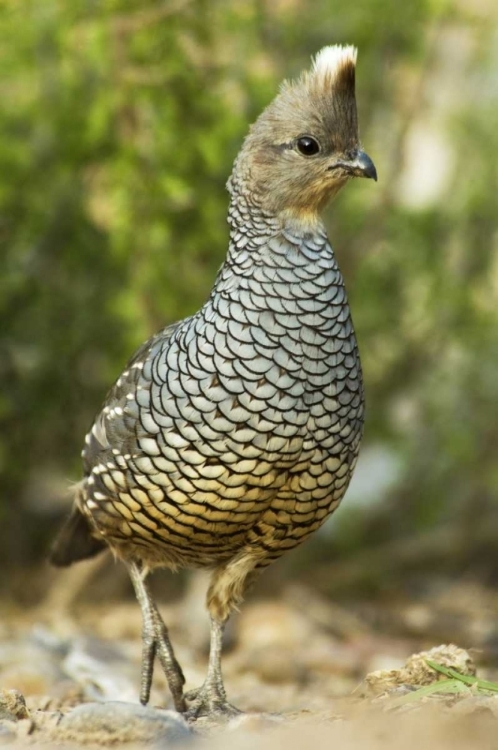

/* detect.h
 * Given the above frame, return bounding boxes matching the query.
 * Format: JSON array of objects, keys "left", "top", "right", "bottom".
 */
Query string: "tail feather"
[{"left": 50, "top": 504, "right": 107, "bottom": 567}]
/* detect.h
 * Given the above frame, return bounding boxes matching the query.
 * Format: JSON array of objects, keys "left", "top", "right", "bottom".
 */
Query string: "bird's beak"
[{"left": 331, "top": 150, "right": 378, "bottom": 182}]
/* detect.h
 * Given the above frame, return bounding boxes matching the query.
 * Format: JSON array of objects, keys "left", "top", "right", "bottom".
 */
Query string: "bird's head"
[{"left": 231, "top": 45, "right": 377, "bottom": 225}]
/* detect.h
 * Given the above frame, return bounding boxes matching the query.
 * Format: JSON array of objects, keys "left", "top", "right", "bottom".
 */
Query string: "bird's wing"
[{"left": 82, "top": 320, "right": 184, "bottom": 474}]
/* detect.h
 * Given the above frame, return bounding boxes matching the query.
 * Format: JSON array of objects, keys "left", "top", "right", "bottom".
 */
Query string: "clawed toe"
[
  {"left": 185, "top": 699, "right": 242, "bottom": 722},
  {"left": 184, "top": 686, "right": 241, "bottom": 721},
  {"left": 139, "top": 626, "right": 186, "bottom": 711},
  {"left": 129, "top": 564, "right": 186, "bottom": 712},
  {"left": 184, "top": 686, "right": 200, "bottom": 702}
]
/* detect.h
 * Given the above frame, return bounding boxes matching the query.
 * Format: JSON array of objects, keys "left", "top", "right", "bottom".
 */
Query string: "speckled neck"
[{"left": 224, "top": 166, "right": 330, "bottom": 274}]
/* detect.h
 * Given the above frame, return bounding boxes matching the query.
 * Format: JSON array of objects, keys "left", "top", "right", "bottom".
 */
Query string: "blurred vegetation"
[{"left": 1, "top": 0, "right": 497, "bottom": 591}]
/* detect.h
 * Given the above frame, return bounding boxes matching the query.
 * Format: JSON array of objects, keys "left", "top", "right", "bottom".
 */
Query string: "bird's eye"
[{"left": 296, "top": 136, "right": 320, "bottom": 156}]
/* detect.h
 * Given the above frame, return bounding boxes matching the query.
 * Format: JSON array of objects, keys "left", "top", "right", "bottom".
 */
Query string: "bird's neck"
[
  {"left": 205, "top": 172, "right": 352, "bottom": 373},
  {"left": 208, "top": 172, "right": 344, "bottom": 310},
  {"left": 225, "top": 169, "right": 328, "bottom": 261}
]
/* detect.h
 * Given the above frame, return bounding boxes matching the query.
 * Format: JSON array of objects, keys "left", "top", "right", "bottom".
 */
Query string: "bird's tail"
[{"left": 49, "top": 482, "right": 107, "bottom": 567}]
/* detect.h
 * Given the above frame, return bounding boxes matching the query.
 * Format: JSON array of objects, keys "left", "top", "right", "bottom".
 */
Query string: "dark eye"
[{"left": 296, "top": 136, "right": 320, "bottom": 156}]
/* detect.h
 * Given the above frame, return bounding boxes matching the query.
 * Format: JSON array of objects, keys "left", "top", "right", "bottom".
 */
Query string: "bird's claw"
[{"left": 184, "top": 684, "right": 241, "bottom": 722}]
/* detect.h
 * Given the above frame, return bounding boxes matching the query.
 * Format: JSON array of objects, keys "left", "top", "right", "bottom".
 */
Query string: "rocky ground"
[{"left": 1, "top": 564, "right": 498, "bottom": 748}]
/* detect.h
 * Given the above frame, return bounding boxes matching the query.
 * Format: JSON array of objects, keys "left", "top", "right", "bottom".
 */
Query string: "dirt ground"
[{"left": 1, "top": 561, "right": 498, "bottom": 748}]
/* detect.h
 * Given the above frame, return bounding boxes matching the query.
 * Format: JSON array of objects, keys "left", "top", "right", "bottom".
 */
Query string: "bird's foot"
[
  {"left": 140, "top": 616, "right": 186, "bottom": 712},
  {"left": 184, "top": 683, "right": 242, "bottom": 722},
  {"left": 129, "top": 563, "right": 186, "bottom": 712}
]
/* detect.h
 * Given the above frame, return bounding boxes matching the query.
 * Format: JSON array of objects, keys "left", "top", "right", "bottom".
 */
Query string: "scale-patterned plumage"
[{"left": 51, "top": 44, "right": 377, "bottom": 719}]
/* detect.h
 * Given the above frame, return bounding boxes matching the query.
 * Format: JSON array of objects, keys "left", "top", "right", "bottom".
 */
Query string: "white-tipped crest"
[{"left": 312, "top": 44, "right": 357, "bottom": 82}]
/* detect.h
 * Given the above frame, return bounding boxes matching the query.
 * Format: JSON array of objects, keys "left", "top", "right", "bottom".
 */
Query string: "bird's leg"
[
  {"left": 128, "top": 562, "right": 186, "bottom": 712},
  {"left": 185, "top": 616, "right": 240, "bottom": 720}
]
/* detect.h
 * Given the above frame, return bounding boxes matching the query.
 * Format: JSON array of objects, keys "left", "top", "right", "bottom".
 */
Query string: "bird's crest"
[
  {"left": 308, "top": 44, "right": 357, "bottom": 95},
  {"left": 274, "top": 43, "right": 358, "bottom": 115}
]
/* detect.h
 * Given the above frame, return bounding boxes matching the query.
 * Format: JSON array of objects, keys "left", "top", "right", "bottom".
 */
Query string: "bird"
[{"left": 50, "top": 44, "right": 377, "bottom": 720}]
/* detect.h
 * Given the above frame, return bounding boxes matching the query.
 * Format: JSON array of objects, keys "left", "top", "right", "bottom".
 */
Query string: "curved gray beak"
[{"left": 331, "top": 150, "right": 378, "bottom": 181}]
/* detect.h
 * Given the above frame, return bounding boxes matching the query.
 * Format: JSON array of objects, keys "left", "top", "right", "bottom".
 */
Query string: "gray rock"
[{"left": 53, "top": 701, "right": 191, "bottom": 746}]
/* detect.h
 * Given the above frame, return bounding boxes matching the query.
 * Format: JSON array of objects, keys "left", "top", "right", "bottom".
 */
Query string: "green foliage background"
[{"left": 1, "top": 0, "right": 497, "bottom": 583}]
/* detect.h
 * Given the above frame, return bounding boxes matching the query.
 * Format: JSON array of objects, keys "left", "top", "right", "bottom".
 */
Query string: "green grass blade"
[
  {"left": 426, "top": 659, "right": 498, "bottom": 694},
  {"left": 388, "top": 679, "right": 470, "bottom": 707}
]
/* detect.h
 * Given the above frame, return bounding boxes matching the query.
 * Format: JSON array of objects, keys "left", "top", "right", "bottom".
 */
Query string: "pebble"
[
  {"left": 52, "top": 701, "right": 192, "bottom": 746},
  {"left": 0, "top": 689, "right": 29, "bottom": 721},
  {"left": 361, "top": 644, "right": 476, "bottom": 697}
]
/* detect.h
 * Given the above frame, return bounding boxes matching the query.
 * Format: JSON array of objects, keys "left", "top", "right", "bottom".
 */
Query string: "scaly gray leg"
[
  {"left": 128, "top": 562, "right": 186, "bottom": 712},
  {"left": 185, "top": 616, "right": 241, "bottom": 720}
]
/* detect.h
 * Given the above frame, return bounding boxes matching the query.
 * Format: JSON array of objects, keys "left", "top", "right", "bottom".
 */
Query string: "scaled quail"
[{"left": 50, "top": 45, "right": 377, "bottom": 719}]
